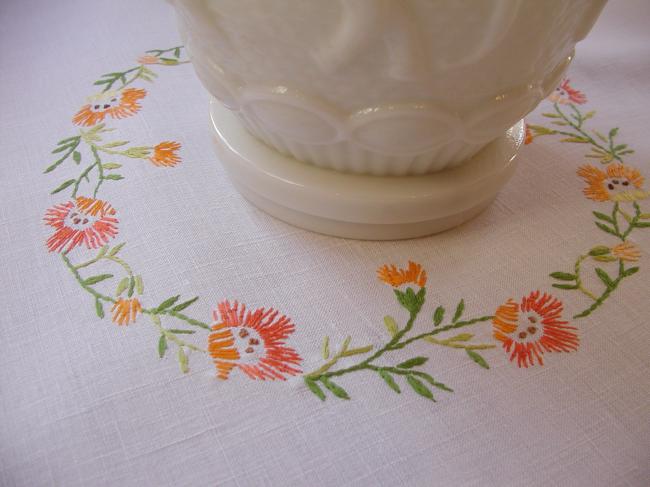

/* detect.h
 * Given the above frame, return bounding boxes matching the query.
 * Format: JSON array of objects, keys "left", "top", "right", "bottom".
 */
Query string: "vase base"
[{"left": 209, "top": 99, "right": 524, "bottom": 240}]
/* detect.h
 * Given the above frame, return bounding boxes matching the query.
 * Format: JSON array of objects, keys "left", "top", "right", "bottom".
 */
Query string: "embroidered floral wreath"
[{"left": 44, "top": 50, "right": 648, "bottom": 401}]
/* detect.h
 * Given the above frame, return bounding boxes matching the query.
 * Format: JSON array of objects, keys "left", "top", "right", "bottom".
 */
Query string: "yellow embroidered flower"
[
  {"left": 149, "top": 141, "right": 181, "bottom": 167},
  {"left": 111, "top": 298, "right": 142, "bottom": 325},
  {"left": 377, "top": 261, "right": 427, "bottom": 287},
  {"left": 577, "top": 164, "right": 648, "bottom": 202},
  {"left": 611, "top": 241, "right": 641, "bottom": 262}
]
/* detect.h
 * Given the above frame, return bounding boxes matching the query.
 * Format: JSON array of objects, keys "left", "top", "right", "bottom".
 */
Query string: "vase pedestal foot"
[{"left": 210, "top": 99, "right": 524, "bottom": 240}]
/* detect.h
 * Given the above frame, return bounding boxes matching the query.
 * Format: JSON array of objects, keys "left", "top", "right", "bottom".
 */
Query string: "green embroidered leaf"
[
  {"left": 83, "top": 274, "right": 113, "bottom": 285},
  {"left": 452, "top": 299, "right": 465, "bottom": 323},
  {"left": 623, "top": 267, "right": 639, "bottom": 277},
  {"left": 174, "top": 47, "right": 181, "bottom": 58},
  {"left": 446, "top": 333, "right": 473, "bottom": 342},
  {"left": 394, "top": 287, "right": 424, "bottom": 313},
  {"left": 320, "top": 377, "right": 349, "bottom": 400},
  {"left": 115, "top": 277, "right": 129, "bottom": 296},
  {"left": 592, "top": 212, "right": 614, "bottom": 224},
  {"left": 102, "top": 140, "right": 129, "bottom": 148},
  {"left": 304, "top": 378, "right": 326, "bottom": 401},
  {"left": 72, "top": 151, "right": 81, "bottom": 164},
  {"left": 178, "top": 347, "right": 189, "bottom": 373},
  {"left": 378, "top": 370, "right": 400, "bottom": 394},
  {"left": 321, "top": 336, "right": 330, "bottom": 359},
  {"left": 593, "top": 255, "right": 617, "bottom": 263},
  {"left": 551, "top": 120, "right": 568, "bottom": 126},
  {"left": 135, "top": 275, "right": 144, "bottom": 294},
  {"left": 560, "top": 137, "right": 589, "bottom": 143},
  {"left": 51, "top": 143, "right": 77, "bottom": 154},
  {"left": 613, "top": 144, "right": 628, "bottom": 151},
  {"left": 96, "top": 245, "right": 108, "bottom": 258},
  {"left": 126, "top": 277, "right": 135, "bottom": 297},
  {"left": 397, "top": 357, "right": 428, "bottom": 369},
  {"left": 406, "top": 375, "right": 434, "bottom": 401},
  {"left": 50, "top": 179, "right": 76, "bottom": 194},
  {"left": 383, "top": 316, "right": 398, "bottom": 337},
  {"left": 171, "top": 296, "right": 199, "bottom": 312},
  {"left": 549, "top": 272, "right": 577, "bottom": 281},
  {"left": 108, "top": 242, "right": 126, "bottom": 256},
  {"left": 158, "top": 335, "right": 167, "bottom": 358},
  {"left": 595, "top": 268, "right": 615, "bottom": 289},
  {"left": 595, "top": 222, "right": 619, "bottom": 237},
  {"left": 609, "top": 127, "right": 619, "bottom": 138},
  {"left": 466, "top": 349, "right": 489, "bottom": 369},
  {"left": 593, "top": 129, "right": 608, "bottom": 143},
  {"left": 588, "top": 245, "right": 611, "bottom": 256},
  {"left": 102, "top": 163, "right": 122, "bottom": 170},
  {"left": 414, "top": 372, "right": 453, "bottom": 393},
  {"left": 174, "top": 317, "right": 210, "bottom": 329},
  {"left": 157, "top": 295, "right": 180, "bottom": 311},
  {"left": 57, "top": 136, "right": 80, "bottom": 145},
  {"left": 639, "top": 213, "right": 650, "bottom": 220},
  {"left": 583, "top": 110, "right": 596, "bottom": 120},
  {"left": 633, "top": 221, "right": 650, "bottom": 228},
  {"left": 94, "top": 298, "right": 104, "bottom": 318},
  {"left": 104, "top": 174, "right": 124, "bottom": 181},
  {"left": 341, "top": 345, "right": 373, "bottom": 357},
  {"left": 552, "top": 283, "right": 579, "bottom": 290},
  {"left": 433, "top": 306, "right": 445, "bottom": 326},
  {"left": 340, "top": 336, "right": 351, "bottom": 353},
  {"left": 541, "top": 112, "right": 561, "bottom": 118},
  {"left": 168, "top": 329, "right": 195, "bottom": 334}
]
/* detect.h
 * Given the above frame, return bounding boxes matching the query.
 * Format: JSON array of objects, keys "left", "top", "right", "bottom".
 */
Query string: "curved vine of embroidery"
[
  {"left": 528, "top": 81, "right": 649, "bottom": 319},
  {"left": 43, "top": 54, "right": 644, "bottom": 401}
]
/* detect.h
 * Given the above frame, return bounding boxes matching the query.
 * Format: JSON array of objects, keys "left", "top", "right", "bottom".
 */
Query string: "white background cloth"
[{"left": 1, "top": 1, "right": 649, "bottom": 486}]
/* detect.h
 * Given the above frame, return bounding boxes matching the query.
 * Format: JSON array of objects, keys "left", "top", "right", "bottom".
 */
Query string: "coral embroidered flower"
[
  {"left": 149, "top": 141, "right": 181, "bottom": 167},
  {"left": 548, "top": 78, "right": 587, "bottom": 105},
  {"left": 208, "top": 300, "right": 302, "bottom": 380},
  {"left": 492, "top": 291, "right": 578, "bottom": 368},
  {"left": 44, "top": 196, "right": 119, "bottom": 253},
  {"left": 378, "top": 261, "right": 427, "bottom": 287},
  {"left": 111, "top": 298, "right": 142, "bottom": 326},
  {"left": 138, "top": 54, "right": 160, "bottom": 65},
  {"left": 611, "top": 241, "right": 641, "bottom": 262},
  {"left": 73, "top": 88, "right": 147, "bottom": 127},
  {"left": 577, "top": 164, "right": 648, "bottom": 202}
]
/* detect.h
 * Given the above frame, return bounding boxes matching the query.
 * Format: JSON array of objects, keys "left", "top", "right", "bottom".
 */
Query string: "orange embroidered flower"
[
  {"left": 149, "top": 141, "right": 181, "bottom": 167},
  {"left": 548, "top": 78, "right": 587, "bottom": 105},
  {"left": 73, "top": 88, "right": 147, "bottom": 127},
  {"left": 208, "top": 300, "right": 302, "bottom": 380},
  {"left": 577, "top": 164, "right": 648, "bottom": 202},
  {"left": 138, "top": 54, "right": 160, "bottom": 65},
  {"left": 378, "top": 261, "right": 427, "bottom": 287},
  {"left": 492, "top": 291, "right": 578, "bottom": 368},
  {"left": 524, "top": 124, "right": 533, "bottom": 145},
  {"left": 44, "top": 196, "right": 118, "bottom": 253},
  {"left": 111, "top": 298, "right": 142, "bottom": 325},
  {"left": 611, "top": 241, "right": 641, "bottom": 262}
]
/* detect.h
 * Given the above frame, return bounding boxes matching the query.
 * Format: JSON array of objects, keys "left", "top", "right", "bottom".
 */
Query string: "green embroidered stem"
[
  {"left": 141, "top": 308, "right": 211, "bottom": 330},
  {"left": 553, "top": 103, "right": 622, "bottom": 163},
  {"left": 309, "top": 314, "right": 493, "bottom": 381},
  {"left": 574, "top": 254, "right": 598, "bottom": 301},
  {"left": 573, "top": 260, "right": 630, "bottom": 319},
  {"left": 150, "top": 314, "right": 206, "bottom": 353},
  {"left": 62, "top": 253, "right": 115, "bottom": 304},
  {"left": 423, "top": 337, "right": 495, "bottom": 351},
  {"left": 391, "top": 315, "right": 494, "bottom": 350}
]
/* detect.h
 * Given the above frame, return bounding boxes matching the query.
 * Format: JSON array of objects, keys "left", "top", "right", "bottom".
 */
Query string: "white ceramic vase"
[{"left": 172, "top": 0, "right": 607, "bottom": 239}]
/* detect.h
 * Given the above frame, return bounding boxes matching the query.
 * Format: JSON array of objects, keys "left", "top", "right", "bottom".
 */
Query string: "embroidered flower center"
[
  {"left": 513, "top": 312, "right": 542, "bottom": 343},
  {"left": 64, "top": 210, "right": 97, "bottom": 230},
  {"left": 605, "top": 177, "right": 631, "bottom": 193},
  {"left": 233, "top": 327, "right": 264, "bottom": 364},
  {"left": 89, "top": 95, "right": 119, "bottom": 113}
]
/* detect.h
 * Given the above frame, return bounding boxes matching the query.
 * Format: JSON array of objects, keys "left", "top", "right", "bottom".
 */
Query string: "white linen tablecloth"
[{"left": 1, "top": 1, "right": 649, "bottom": 485}]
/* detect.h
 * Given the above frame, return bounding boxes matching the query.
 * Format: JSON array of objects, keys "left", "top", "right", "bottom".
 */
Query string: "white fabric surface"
[{"left": 1, "top": 1, "right": 649, "bottom": 486}]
